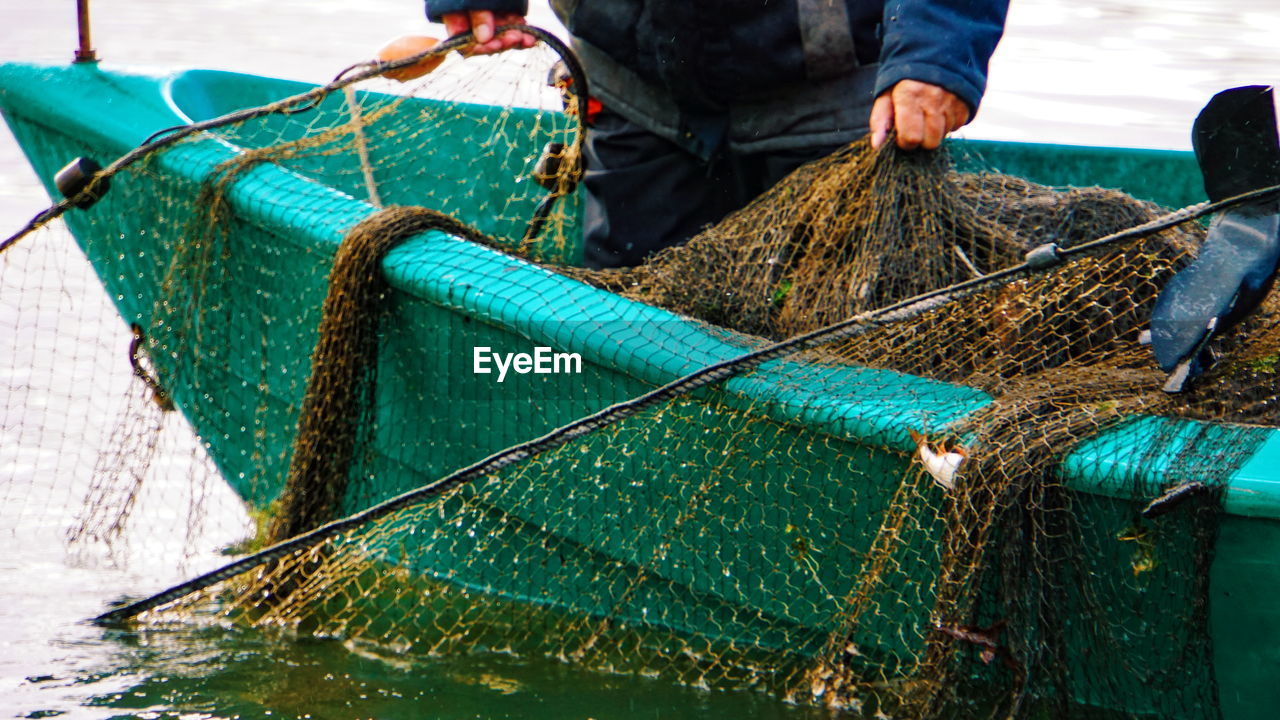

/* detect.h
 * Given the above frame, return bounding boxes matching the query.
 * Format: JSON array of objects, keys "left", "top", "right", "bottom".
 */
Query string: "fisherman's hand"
[
  {"left": 870, "top": 80, "right": 971, "bottom": 151},
  {"left": 441, "top": 11, "right": 536, "bottom": 55}
]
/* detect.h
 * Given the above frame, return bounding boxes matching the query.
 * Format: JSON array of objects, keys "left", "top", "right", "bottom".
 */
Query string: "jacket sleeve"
[
  {"left": 873, "top": 0, "right": 1009, "bottom": 115},
  {"left": 424, "top": 0, "right": 528, "bottom": 22}
]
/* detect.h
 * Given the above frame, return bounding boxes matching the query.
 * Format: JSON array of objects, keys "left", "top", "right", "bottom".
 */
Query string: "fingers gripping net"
[{"left": 6, "top": 30, "right": 1280, "bottom": 720}]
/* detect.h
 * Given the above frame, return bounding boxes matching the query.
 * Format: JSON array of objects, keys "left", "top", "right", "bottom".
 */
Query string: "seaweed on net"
[
  {"left": 8, "top": 34, "right": 1280, "bottom": 720},
  {"left": 153, "top": 136, "right": 1266, "bottom": 718},
  {"left": 562, "top": 138, "right": 1264, "bottom": 716}
]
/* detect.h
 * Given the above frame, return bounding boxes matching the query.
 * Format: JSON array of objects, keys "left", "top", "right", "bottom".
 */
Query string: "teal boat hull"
[{"left": 3, "top": 62, "right": 1279, "bottom": 718}]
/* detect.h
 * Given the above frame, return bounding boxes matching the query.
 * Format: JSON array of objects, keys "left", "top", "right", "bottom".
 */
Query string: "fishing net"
[{"left": 3, "top": 29, "right": 1279, "bottom": 720}]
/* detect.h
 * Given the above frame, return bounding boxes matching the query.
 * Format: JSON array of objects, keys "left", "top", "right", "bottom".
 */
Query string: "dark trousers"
[{"left": 581, "top": 108, "right": 843, "bottom": 269}]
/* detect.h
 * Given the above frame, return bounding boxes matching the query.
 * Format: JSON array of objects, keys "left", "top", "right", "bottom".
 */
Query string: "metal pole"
[{"left": 74, "top": 0, "right": 97, "bottom": 63}]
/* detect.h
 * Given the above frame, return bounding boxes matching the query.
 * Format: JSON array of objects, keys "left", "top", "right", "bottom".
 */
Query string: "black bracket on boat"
[
  {"left": 533, "top": 142, "right": 574, "bottom": 192},
  {"left": 54, "top": 157, "right": 110, "bottom": 209}
]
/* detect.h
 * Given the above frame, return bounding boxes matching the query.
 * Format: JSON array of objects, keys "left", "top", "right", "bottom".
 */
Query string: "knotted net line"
[{"left": 4, "top": 28, "right": 1279, "bottom": 720}]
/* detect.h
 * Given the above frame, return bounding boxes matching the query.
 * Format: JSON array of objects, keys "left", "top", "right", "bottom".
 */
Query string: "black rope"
[
  {"left": 515, "top": 26, "right": 589, "bottom": 246},
  {"left": 91, "top": 180, "right": 1280, "bottom": 625},
  {"left": 134, "top": 61, "right": 379, "bottom": 150},
  {"left": 1, "top": 25, "right": 569, "bottom": 255}
]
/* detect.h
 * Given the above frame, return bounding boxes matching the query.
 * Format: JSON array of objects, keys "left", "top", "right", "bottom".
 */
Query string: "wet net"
[{"left": 3, "top": 28, "right": 1279, "bottom": 720}]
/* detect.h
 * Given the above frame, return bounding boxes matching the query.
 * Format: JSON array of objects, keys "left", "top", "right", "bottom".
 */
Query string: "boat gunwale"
[{"left": 3, "top": 61, "right": 1279, "bottom": 520}]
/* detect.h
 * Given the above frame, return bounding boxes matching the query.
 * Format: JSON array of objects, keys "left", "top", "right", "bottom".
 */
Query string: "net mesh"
[{"left": 3, "top": 34, "right": 1279, "bottom": 719}]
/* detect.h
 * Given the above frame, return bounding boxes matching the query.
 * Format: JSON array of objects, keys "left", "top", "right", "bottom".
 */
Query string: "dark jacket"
[{"left": 425, "top": 0, "right": 1008, "bottom": 157}]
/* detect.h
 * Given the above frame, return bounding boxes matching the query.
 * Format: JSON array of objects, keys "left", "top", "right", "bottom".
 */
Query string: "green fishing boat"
[{"left": 3, "top": 58, "right": 1279, "bottom": 719}]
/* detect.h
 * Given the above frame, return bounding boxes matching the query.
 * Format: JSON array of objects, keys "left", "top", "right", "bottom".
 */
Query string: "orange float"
[{"left": 376, "top": 35, "right": 445, "bottom": 82}]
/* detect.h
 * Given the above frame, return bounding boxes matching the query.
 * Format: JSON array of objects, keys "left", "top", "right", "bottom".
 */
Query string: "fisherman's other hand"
[
  {"left": 441, "top": 11, "right": 536, "bottom": 55},
  {"left": 870, "top": 80, "right": 971, "bottom": 151},
  {"left": 377, "top": 36, "right": 446, "bottom": 82}
]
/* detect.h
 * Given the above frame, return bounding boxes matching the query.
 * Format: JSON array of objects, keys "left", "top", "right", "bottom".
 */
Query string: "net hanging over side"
[{"left": 3, "top": 28, "right": 1280, "bottom": 720}]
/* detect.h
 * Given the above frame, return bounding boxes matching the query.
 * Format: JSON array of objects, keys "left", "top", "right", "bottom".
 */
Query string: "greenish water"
[
  {"left": 26, "top": 626, "right": 830, "bottom": 719},
  {"left": 1, "top": 1, "right": 1278, "bottom": 718},
  {"left": 0, "top": 488, "right": 833, "bottom": 719}
]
